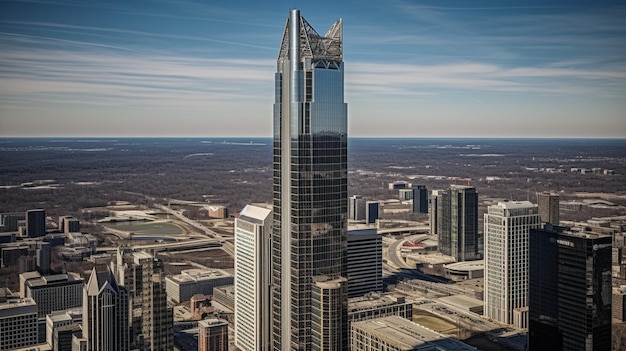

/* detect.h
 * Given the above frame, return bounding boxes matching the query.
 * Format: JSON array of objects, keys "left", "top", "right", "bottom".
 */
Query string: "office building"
[
  {"left": 26, "top": 209, "right": 46, "bottom": 237},
  {"left": 388, "top": 181, "right": 411, "bottom": 190},
  {"left": 311, "top": 276, "right": 348, "bottom": 350},
  {"left": 53, "top": 323, "right": 82, "bottom": 351},
  {"left": 46, "top": 308, "right": 81, "bottom": 347},
  {"left": 348, "top": 292, "right": 412, "bottom": 323},
  {"left": 399, "top": 188, "right": 413, "bottom": 200},
  {"left": 528, "top": 225, "right": 612, "bottom": 350},
  {"left": 0, "top": 212, "right": 25, "bottom": 232},
  {"left": 198, "top": 318, "right": 228, "bottom": 351},
  {"left": 234, "top": 204, "right": 272, "bottom": 351},
  {"left": 115, "top": 250, "right": 173, "bottom": 351},
  {"left": 83, "top": 265, "right": 129, "bottom": 351},
  {"left": 412, "top": 185, "right": 428, "bottom": 213},
  {"left": 0, "top": 297, "right": 38, "bottom": 350},
  {"left": 349, "top": 196, "right": 366, "bottom": 221},
  {"left": 484, "top": 201, "right": 541, "bottom": 326},
  {"left": 347, "top": 228, "right": 382, "bottom": 297},
  {"left": 434, "top": 185, "right": 479, "bottom": 261},
  {"left": 429, "top": 190, "right": 441, "bottom": 236},
  {"left": 36, "top": 241, "right": 51, "bottom": 274},
  {"left": 165, "top": 268, "right": 233, "bottom": 303},
  {"left": 537, "top": 192, "right": 559, "bottom": 225},
  {"left": 59, "top": 216, "right": 80, "bottom": 234},
  {"left": 271, "top": 9, "right": 348, "bottom": 350},
  {"left": 21, "top": 271, "right": 83, "bottom": 318},
  {"left": 365, "top": 201, "right": 379, "bottom": 225},
  {"left": 350, "top": 315, "right": 477, "bottom": 351}
]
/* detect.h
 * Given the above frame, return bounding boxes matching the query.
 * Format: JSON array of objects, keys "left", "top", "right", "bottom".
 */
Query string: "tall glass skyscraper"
[{"left": 271, "top": 9, "right": 348, "bottom": 351}]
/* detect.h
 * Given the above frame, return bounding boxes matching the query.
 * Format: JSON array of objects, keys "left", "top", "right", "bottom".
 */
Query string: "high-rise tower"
[
  {"left": 484, "top": 201, "right": 541, "bottom": 326},
  {"left": 272, "top": 9, "right": 348, "bottom": 350},
  {"left": 434, "top": 185, "right": 479, "bottom": 261}
]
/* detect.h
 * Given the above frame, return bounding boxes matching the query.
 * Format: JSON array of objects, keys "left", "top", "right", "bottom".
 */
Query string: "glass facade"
[{"left": 272, "top": 9, "right": 347, "bottom": 351}]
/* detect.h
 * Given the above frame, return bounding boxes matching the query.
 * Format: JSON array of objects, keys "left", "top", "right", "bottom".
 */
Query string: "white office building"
[
  {"left": 234, "top": 204, "right": 272, "bottom": 351},
  {"left": 484, "top": 201, "right": 541, "bottom": 326}
]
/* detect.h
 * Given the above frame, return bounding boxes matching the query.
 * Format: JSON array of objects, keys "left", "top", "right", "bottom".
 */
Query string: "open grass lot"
[{"left": 413, "top": 308, "right": 457, "bottom": 335}]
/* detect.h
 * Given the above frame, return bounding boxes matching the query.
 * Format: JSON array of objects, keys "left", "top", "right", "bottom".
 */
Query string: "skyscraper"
[
  {"left": 434, "top": 185, "right": 479, "bottom": 262},
  {"left": 528, "top": 225, "right": 612, "bottom": 350},
  {"left": 83, "top": 265, "right": 129, "bottom": 351},
  {"left": 412, "top": 185, "right": 428, "bottom": 214},
  {"left": 119, "top": 251, "right": 173, "bottom": 351},
  {"left": 484, "top": 201, "right": 541, "bottom": 326},
  {"left": 26, "top": 209, "right": 45, "bottom": 237},
  {"left": 198, "top": 319, "right": 228, "bottom": 351},
  {"left": 272, "top": 9, "right": 348, "bottom": 350},
  {"left": 537, "top": 192, "right": 559, "bottom": 225},
  {"left": 235, "top": 204, "right": 272, "bottom": 351}
]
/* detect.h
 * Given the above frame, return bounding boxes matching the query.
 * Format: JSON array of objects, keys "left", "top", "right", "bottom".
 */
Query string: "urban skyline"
[{"left": 1, "top": 0, "right": 625, "bottom": 138}]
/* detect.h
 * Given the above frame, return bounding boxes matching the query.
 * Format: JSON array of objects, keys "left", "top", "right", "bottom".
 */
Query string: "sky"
[{"left": 0, "top": 0, "right": 625, "bottom": 138}]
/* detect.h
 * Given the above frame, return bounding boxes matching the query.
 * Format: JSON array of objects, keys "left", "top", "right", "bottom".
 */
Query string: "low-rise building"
[
  {"left": 348, "top": 292, "right": 412, "bottom": 323},
  {"left": 165, "top": 269, "right": 233, "bottom": 303},
  {"left": 351, "top": 315, "right": 477, "bottom": 351},
  {"left": 20, "top": 272, "right": 83, "bottom": 318}
]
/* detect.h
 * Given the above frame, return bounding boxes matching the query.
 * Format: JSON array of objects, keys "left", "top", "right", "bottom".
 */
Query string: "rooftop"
[{"left": 168, "top": 268, "right": 231, "bottom": 283}]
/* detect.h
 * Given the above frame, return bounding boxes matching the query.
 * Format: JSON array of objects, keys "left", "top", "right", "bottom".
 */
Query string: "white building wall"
[{"left": 484, "top": 201, "right": 541, "bottom": 325}]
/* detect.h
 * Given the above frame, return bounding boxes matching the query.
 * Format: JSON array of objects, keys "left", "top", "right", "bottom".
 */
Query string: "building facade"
[
  {"left": 0, "top": 297, "right": 38, "bottom": 350},
  {"left": 537, "top": 192, "right": 559, "bottom": 225},
  {"left": 434, "top": 185, "right": 479, "bottom": 262},
  {"left": 198, "top": 319, "right": 228, "bottom": 351},
  {"left": 528, "top": 225, "right": 612, "bottom": 350},
  {"left": 115, "top": 250, "right": 173, "bottom": 351},
  {"left": 234, "top": 204, "right": 272, "bottom": 351},
  {"left": 83, "top": 266, "right": 129, "bottom": 351},
  {"left": 21, "top": 272, "right": 83, "bottom": 317},
  {"left": 165, "top": 268, "right": 233, "bottom": 303},
  {"left": 349, "top": 196, "right": 366, "bottom": 221},
  {"left": 271, "top": 9, "right": 348, "bottom": 350},
  {"left": 347, "top": 228, "right": 382, "bottom": 298},
  {"left": 412, "top": 185, "right": 428, "bottom": 214},
  {"left": 26, "top": 209, "right": 46, "bottom": 237},
  {"left": 484, "top": 201, "right": 541, "bottom": 325}
]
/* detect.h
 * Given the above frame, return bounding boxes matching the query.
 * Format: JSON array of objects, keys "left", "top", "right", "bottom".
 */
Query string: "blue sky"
[{"left": 0, "top": 0, "right": 624, "bottom": 137}]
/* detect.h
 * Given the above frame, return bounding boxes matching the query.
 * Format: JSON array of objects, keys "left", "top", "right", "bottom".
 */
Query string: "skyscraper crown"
[{"left": 278, "top": 12, "right": 342, "bottom": 62}]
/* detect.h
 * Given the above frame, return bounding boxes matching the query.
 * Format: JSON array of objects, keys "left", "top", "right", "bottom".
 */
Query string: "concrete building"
[
  {"left": 614, "top": 286, "right": 626, "bottom": 322},
  {"left": 271, "top": 9, "right": 348, "bottom": 350},
  {"left": 350, "top": 315, "right": 477, "bottom": 351},
  {"left": 21, "top": 272, "right": 83, "bottom": 318},
  {"left": 412, "top": 185, "right": 428, "bottom": 214},
  {"left": 399, "top": 188, "right": 413, "bottom": 201},
  {"left": 349, "top": 195, "right": 366, "bottom": 221},
  {"left": 45, "top": 308, "right": 81, "bottom": 347},
  {"left": 59, "top": 216, "right": 80, "bottom": 234},
  {"left": 528, "top": 225, "right": 612, "bottom": 351},
  {"left": 234, "top": 204, "right": 271, "bottom": 351},
  {"left": 0, "top": 297, "right": 38, "bottom": 350},
  {"left": 198, "top": 318, "right": 228, "bottom": 351},
  {"left": 26, "top": 209, "right": 46, "bottom": 237},
  {"left": 434, "top": 185, "right": 479, "bottom": 262},
  {"left": 484, "top": 201, "right": 541, "bottom": 326},
  {"left": 388, "top": 181, "right": 411, "bottom": 190},
  {"left": 213, "top": 285, "right": 234, "bottom": 312},
  {"left": 347, "top": 228, "right": 382, "bottom": 297},
  {"left": 53, "top": 323, "right": 82, "bottom": 351},
  {"left": 165, "top": 269, "right": 233, "bottom": 303},
  {"left": 36, "top": 241, "right": 51, "bottom": 274},
  {"left": 537, "top": 192, "right": 559, "bottom": 225},
  {"left": 348, "top": 292, "right": 412, "bottom": 323},
  {"left": 311, "top": 276, "right": 348, "bottom": 350},
  {"left": 83, "top": 265, "right": 129, "bottom": 351}
]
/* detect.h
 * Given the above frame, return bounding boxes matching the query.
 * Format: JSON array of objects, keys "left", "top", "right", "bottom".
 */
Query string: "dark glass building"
[
  {"left": 435, "top": 185, "right": 478, "bottom": 261},
  {"left": 26, "top": 209, "right": 46, "bottom": 237},
  {"left": 412, "top": 185, "right": 428, "bottom": 214},
  {"left": 271, "top": 9, "right": 348, "bottom": 351},
  {"left": 528, "top": 225, "right": 612, "bottom": 350}
]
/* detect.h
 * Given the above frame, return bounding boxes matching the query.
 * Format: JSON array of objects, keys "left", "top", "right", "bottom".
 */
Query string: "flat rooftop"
[
  {"left": 351, "top": 315, "right": 475, "bottom": 350},
  {"left": 168, "top": 268, "right": 231, "bottom": 284},
  {"left": 444, "top": 260, "right": 484, "bottom": 271},
  {"left": 348, "top": 293, "right": 407, "bottom": 313}
]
